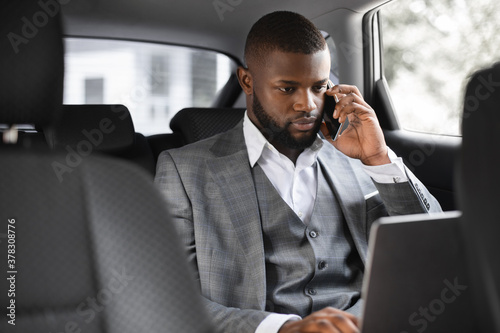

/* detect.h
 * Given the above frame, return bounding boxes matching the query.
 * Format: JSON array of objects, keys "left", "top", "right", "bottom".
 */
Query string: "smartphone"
[{"left": 323, "top": 81, "right": 349, "bottom": 141}]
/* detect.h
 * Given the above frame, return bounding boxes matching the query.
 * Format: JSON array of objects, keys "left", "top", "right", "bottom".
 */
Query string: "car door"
[{"left": 360, "top": 2, "right": 497, "bottom": 212}]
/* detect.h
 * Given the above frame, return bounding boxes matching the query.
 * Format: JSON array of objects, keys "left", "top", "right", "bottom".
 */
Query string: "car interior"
[{"left": 1, "top": 0, "right": 498, "bottom": 332}]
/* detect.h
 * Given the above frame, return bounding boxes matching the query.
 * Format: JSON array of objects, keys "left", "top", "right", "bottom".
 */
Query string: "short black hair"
[{"left": 244, "top": 11, "right": 327, "bottom": 68}]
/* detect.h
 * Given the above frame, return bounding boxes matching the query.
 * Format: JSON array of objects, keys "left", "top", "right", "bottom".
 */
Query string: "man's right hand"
[{"left": 278, "top": 307, "right": 360, "bottom": 333}]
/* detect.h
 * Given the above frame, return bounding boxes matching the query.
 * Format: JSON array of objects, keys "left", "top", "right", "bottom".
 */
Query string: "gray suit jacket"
[{"left": 154, "top": 122, "right": 442, "bottom": 333}]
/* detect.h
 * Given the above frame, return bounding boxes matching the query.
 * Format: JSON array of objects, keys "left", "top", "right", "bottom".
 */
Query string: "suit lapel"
[
  {"left": 318, "top": 146, "right": 369, "bottom": 264},
  {"left": 206, "top": 123, "right": 267, "bottom": 307}
]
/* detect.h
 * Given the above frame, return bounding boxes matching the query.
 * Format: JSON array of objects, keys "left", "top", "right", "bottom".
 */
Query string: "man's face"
[{"left": 246, "top": 48, "right": 331, "bottom": 151}]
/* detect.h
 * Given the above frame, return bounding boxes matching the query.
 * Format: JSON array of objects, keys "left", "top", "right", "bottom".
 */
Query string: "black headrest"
[
  {"left": 458, "top": 62, "right": 500, "bottom": 332},
  {"left": 170, "top": 107, "right": 245, "bottom": 144},
  {"left": 0, "top": 0, "right": 64, "bottom": 127},
  {"left": 49, "top": 105, "right": 136, "bottom": 152}
]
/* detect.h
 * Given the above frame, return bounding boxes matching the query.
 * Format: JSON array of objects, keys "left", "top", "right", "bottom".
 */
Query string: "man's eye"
[
  {"left": 313, "top": 85, "right": 327, "bottom": 92},
  {"left": 279, "top": 87, "right": 294, "bottom": 93}
]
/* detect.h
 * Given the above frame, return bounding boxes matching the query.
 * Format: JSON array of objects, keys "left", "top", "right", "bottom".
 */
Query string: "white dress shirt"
[{"left": 242, "top": 112, "right": 408, "bottom": 333}]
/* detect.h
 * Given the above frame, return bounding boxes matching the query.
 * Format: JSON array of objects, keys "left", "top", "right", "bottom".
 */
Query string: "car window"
[
  {"left": 381, "top": 0, "right": 500, "bottom": 135},
  {"left": 64, "top": 38, "right": 237, "bottom": 135},
  {"left": 323, "top": 33, "right": 340, "bottom": 85}
]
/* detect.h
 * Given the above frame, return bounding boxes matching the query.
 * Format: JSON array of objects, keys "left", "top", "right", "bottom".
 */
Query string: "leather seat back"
[{"left": 457, "top": 62, "right": 500, "bottom": 332}]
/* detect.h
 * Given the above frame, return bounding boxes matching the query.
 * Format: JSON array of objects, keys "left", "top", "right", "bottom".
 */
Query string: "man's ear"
[{"left": 237, "top": 66, "right": 253, "bottom": 95}]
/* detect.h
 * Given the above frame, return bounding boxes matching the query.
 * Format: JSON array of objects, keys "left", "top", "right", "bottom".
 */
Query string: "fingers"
[
  {"left": 308, "top": 313, "right": 359, "bottom": 333},
  {"left": 330, "top": 85, "right": 373, "bottom": 123},
  {"left": 311, "top": 307, "right": 359, "bottom": 329},
  {"left": 331, "top": 84, "right": 363, "bottom": 100},
  {"left": 280, "top": 307, "right": 360, "bottom": 333},
  {"left": 333, "top": 94, "right": 359, "bottom": 121}
]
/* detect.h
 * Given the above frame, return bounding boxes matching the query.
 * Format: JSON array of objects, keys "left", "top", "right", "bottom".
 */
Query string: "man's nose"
[{"left": 293, "top": 90, "right": 316, "bottom": 113}]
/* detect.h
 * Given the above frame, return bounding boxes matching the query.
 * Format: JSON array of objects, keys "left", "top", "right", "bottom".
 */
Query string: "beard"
[{"left": 252, "top": 90, "right": 321, "bottom": 150}]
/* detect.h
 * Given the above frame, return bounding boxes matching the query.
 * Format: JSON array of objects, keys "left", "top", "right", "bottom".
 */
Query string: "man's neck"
[{"left": 268, "top": 139, "right": 303, "bottom": 165}]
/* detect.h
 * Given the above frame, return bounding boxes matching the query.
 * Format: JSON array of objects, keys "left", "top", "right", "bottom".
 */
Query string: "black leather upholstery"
[
  {"left": 0, "top": 1, "right": 212, "bottom": 332},
  {"left": 457, "top": 62, "right": 500, "bottom": 332},
  {"left": 170, "top": 107, "right": 246, "bottom": 145}
]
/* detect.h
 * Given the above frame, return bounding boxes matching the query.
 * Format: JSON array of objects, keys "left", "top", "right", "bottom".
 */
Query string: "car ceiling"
[{"left": 62, "top": 0, "right": 391, "bottom": 63}]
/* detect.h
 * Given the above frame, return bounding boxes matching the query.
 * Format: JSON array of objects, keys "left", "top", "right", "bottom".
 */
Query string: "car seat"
[
  {"left": 457, "top": 62, "right": 500, "bottom": 333},
  {"left": 0, "top": 1, "right": 212, "bottom": 332}
]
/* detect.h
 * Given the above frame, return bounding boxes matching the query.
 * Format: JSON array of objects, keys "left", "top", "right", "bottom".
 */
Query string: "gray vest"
[{"left": 252, "top": 162, "right": 363, "bottom": 317}]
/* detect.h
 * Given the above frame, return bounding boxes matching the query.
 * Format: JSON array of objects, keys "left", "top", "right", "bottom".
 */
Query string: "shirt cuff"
[
  {"left": 361, "top": 148, "right": 408, "bottom": 184},
  {"left": 255, "top": 313, "right": 301, "bottom": 333}
]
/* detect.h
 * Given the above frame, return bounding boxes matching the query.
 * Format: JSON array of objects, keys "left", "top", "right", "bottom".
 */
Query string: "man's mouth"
[{"left": 290, "top": 117, "right": 317, "bottom": 131}]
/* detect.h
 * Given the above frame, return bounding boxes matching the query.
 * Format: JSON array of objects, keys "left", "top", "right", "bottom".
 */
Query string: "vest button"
[
  {"left": 309, "top": 230, "right": 318, "bottom": 238},
  {"left": 307, "top": 288, "right": 317, "bottom": 295},
  {"left": 318, "top": 260, "right": 327, "bottom": 270}
]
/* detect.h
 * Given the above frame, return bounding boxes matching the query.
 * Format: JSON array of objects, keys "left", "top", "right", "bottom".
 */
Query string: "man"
[{"left": 155, "top": 11, "right": 442, "bottom": 333}]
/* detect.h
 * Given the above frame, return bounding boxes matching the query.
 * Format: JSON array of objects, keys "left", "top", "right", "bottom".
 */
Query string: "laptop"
[{"left": 360, "top": 211, "right": 476, "bottom": 333}]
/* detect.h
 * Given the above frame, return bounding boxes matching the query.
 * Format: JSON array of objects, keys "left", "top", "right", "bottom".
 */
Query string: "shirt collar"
[{"left": 243, "top": 111, "right": 323, "bottom": 168}]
